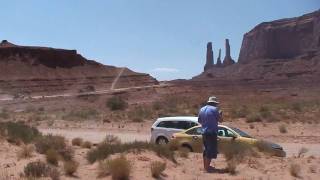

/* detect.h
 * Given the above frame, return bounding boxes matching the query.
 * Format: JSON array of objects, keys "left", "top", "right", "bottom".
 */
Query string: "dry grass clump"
[
  {"left": 128, "top": 105, "right": 153, "bottom": 122},
  {"left": 0, "top": 122, "right": 40, "bottom": 144},
  {"left": 106, "top": 96, "right": 128, "bottom": 111},
  {"left": 298, "top": 147, "right": 308, "bottom": 158},
  {"left": 46, "top": 149, "right": 59, "bottom": 166},
  {"left": 246, "top": 113, "right": 262, "bottom": 123},
  {"left": 290, "top": 163, "right": 301, "bottom": 178},
  {"left": 219, "top": 141, "right": 257, "bottom": 175},
  {"left": 231, "top": 105, "right": 249, "bottom": 118},
  {"left": 99, "top": 155, "right": 132, "bottom": 180},
  {"left": 105, "top": 134, "right": 121, "bottom": 145},
  {"left": 82, "top": 141, "right": 92, "bottom": 149},
  {"left": 35, "top": 134, "right": 74, "bottom": 161},
  {"left": 278, "top": 124, "right": 288, "bottom": 133},
  {"left": 72, "top": 137, "right": 83, "bottom": 146},
  {"left": 178, "top": 147, "right": 189, "bottom": 158},
  {"left": 87, "top": 141, "right": 175, "bottom": 164},
  {"left": 62, "top": 108, "right": 99, "bottom": 121},
  {"left": 63, "top": 160, "right": 79, "bottom": 176},
  {"left": 17, "top": 144, "right": 35, "bottom": 160},
  {"left": 24, "top": 161, "right": 60, "bottom": 180},
  {"left": 168, "top": 139, "right": 180, "bottom": 151},
  {"left": 150, "top": 161, "right": 166, "bottom": 178}
]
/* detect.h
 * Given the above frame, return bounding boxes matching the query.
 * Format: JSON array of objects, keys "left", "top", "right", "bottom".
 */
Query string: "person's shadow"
[{"left": 206, "top": 167, "right": 229, "bottom": 174}]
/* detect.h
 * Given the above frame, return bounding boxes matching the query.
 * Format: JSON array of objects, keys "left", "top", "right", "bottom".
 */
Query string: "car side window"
[
  {"left": 226, "top": 129, "right": 236, "bottom": 137},
  {"left": 157, "top": 121, "right": 174, "bottom": 128},
  {"left": 176, "top": 121, "right": 190, "bottom": 129},
  {"left": 186, "top": 127, "right": 202, "bottom": 135},
  {"left": 218, "top": 129, "right": 225, "bottom": 137}
]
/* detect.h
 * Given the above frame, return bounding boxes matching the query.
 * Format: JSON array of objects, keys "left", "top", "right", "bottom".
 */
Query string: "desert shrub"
[
  {"left": 46, "top": 149, "right": 59, "bottom": 166},
  {"left": 150, "top": 161, "right": 166, "bottom": 178},
  {"left": 168, "top": 139, "right": 180, "bottom": 151},
  {"left": 291, "top": 103, "right": 303, "bottom": 113},
  {"left": 82, "top": 141, "right": 92, "bottom": 149},
  {"left": 62, "top": 109, "right": 99, "bottom": 121},
  {"left": 17, "top": 144, "right": 35, "bottom": 160},
  {"left": 87, "top": 141, "right": 175, "bottom": 164},
  {"left": 106, "top": 96, "right": 128, "bottom": 111},
  {"left": 0, "top": 122, "right": 40, "bottom": 144},
  {"left": 246, "top": 113, "right": 262, "bottom": 123},
  {"left": 231, "top": 105, "right": 249, "bottom": 118},
  {"left": 259, "top": 106, "right": 272, "bottom": 119},
  {"left": 249, "top": 124, "right": 255, "bottom": 129},
  {"left": 72, "top": 137, "right": 83, "bottom": 146},
  {"left": 24, "top": 161, "right": 60, "bottom": 180},
  {"left": 178, "top": 147, "right": 189, "bottom": 158},
  {"left": 104, "top": 134, "right": 121, "bottom": 145},
  {"left": 35, "top": 135, "right": 66, "bottom": 154},
  {"left": 107, "top": 155, "right": 132, "bottom": 180},
  {"left": 129, "top": 106, "right": 153, "bottom": 122},
  {"left": 35, "top": 134, "right": 74, "bottom": 161},
  {"left": 63, "top": 160, "right": 79, "bottom": 176},
  {"left": 290, "top": 163, "right": 301, "bottom": 177},
  {"left": 298, "top": 147, "right": 308, "bottom": 158},
  {"left": 152, "top": 101, "right": 163, "bottom": 111},
  {"left": 278, "top": 124, "right": 287, "bottom": 133},
  {"left": 219, "top": 141, "right": 257, "bottom": 174},
  {"left": 0, "top": 108, "right": 9, "bottom": 119}
]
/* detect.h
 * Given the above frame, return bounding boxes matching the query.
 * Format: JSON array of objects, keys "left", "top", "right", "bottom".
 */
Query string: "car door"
[
  {"left": 184, "top": 127, "right": 203, "bottom": 152},
  {"left": 217, "top": 127, "right": 236, "bottom": 153}
]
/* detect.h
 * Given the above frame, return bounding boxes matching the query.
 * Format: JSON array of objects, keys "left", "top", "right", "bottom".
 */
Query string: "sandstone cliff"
[
  {"left": 193, "top": 10, "right": 320, "bottom": 87},
  {"left": 0, "top": 40, "right": 157, "bottom": 95}
]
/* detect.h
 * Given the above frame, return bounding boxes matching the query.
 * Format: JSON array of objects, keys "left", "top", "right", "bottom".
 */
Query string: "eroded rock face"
[
  {"left": 239, "top": 10, "right": 320, "bottom": 63},
  {"left": 216, "top": 49, "right": 222, "bottom": 67},
  {"left": 204, "top": 42, "right": 214, "bottom": 71},
  {"left": 222, "top": 39, "right": 235, "bottom": 66},
  {"left": 0, "top": 41, "right": 158, "bottom": 95}
]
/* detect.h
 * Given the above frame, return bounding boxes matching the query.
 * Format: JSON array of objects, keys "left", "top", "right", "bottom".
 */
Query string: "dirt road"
[{"left": 39, "top": 128, "right": 320, "bottom": 157}]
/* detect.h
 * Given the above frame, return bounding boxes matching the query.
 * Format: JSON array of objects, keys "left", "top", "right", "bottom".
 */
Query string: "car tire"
[
  {"left": 156, "top": 137, "right": 168, "bottom": 145},
  {"left": 181, "top": 144, "right": 193, "bottom": 152}
]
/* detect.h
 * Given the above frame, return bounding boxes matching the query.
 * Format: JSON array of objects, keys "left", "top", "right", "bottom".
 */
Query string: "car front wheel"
[{"left": 156, "top": 137, "right": 168, "bottom": 145}]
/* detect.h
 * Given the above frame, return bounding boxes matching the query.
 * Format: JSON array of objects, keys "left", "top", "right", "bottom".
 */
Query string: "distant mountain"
[
  {"left": 192, "top": 10, "right": 320, "bottom": 87},
  {"left": 0, "top": 40, "right": 157, "bottom": 95}
]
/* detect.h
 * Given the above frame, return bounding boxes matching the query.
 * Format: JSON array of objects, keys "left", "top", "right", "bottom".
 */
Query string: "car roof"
[{"left": 156, "top": 116, "right": 198, "bottom": 122}]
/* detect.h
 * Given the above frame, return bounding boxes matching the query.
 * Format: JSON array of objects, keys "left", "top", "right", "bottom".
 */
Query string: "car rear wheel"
[{"left": 156, "top": 137, "right": 168, "bottom": 145}]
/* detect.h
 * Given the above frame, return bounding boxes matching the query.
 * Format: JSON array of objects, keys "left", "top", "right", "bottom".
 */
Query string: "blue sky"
[{"left": 0, "top": 1, "right": 319, "bottom": 80}]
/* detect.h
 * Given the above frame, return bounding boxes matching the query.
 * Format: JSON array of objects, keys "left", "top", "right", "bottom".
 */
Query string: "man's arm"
[{"left": 218, "top": 110, "right": 223, "bottom": 122}]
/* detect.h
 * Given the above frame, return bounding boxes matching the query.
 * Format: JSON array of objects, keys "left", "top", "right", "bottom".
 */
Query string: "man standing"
[{"left": 198, "top": 96, "right": 221, "bottom": 172}]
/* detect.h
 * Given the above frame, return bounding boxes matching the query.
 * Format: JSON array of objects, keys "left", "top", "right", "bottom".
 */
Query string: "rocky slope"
[
  {"left": 0, "top": 40, "right": 157, "bottom": 96},
  {"left": 192, "top": 10, "right": 320, "bottom": 87}
]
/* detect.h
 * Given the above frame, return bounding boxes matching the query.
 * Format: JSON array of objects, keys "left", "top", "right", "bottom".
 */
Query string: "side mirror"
[{"left": 230, "top": 134, "right": 237, "bottom": 140}]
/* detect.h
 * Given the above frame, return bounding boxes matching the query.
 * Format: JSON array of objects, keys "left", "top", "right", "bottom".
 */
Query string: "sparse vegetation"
[
  {"left": 290, "top": 163, "right": 301, "bottom": 178},
  {"left": 46, "top": 149, "right": 59, "bottom": 166},
  {"left": 128, "top": 105, "right": 152, "bottom": 122},
  {"left": 150, "top": 161, "right": 166, "bottom": 178},
  {"left": 87, "top": 141, "right": 175, "bottom": 164},
  {"left": 246, "top": 113, "right": 262, "bottom": 123},
  {"left": 106, "top": 96, "right": 128, "bottom": 111},
  {"left": 298, "top": 147, "right": 308, "bottom": 158},
  {"left": 106, "top": 155, "right": 132, "bottom": 180},
  {"left": 62, "top": 108, "right": 99, "bottom": 121},
  {"left": 0, "top": 108, "right": 9, "bottom": 119},
  {"left": 278, "top": 124, "right": 287, "bottom": 133},
  {"left": 104, "top": 134, "right": 121, "bottom": 145},
  {"left": 231, "top": 105, "right": 249, "bottom": 118},
  {"left": 17, "top": 144, "right": 35, "bottom": 159},
  {"left": 178, "top": 147, "right": 189, "bottom": 158},
  {"left": 72, "top": 137, "right": 83, "bottom": 146},
  {"left": 82, "top": 141, "right": 92, "bottom": 149},
  {"left": 63, "top": 160, "right": 79, "bottom": 176},
  {"left": 0, "top": 122, "right": 40, "bottom": 144},
  {"left": 24, "top": 161, "right": 60, "bottom": 180},
  {"left": 35, "top": 134, "right": 74, "bottom": 161}
]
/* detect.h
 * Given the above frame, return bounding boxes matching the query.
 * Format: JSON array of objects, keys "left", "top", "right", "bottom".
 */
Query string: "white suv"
[{"left": 150, "top": 116, "right": 200, "bottom": 144}]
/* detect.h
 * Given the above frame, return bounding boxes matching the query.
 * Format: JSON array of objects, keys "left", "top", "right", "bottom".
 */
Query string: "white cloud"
[{"left": 151, "top": 67, "right": 180, "bottom": 73}]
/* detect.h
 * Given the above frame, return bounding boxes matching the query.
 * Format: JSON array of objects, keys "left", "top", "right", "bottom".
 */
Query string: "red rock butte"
[{"left": 0, "top": 40, "right": 157, "bottom": 95}]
